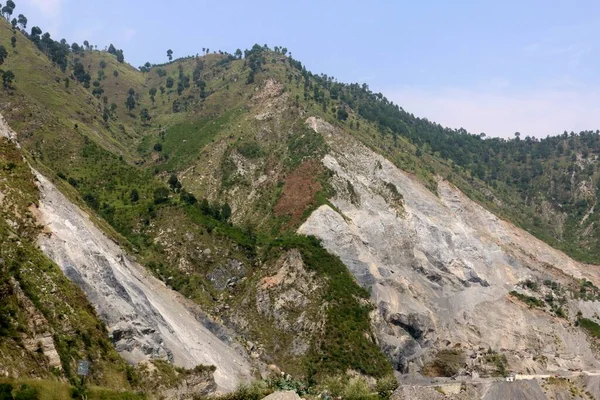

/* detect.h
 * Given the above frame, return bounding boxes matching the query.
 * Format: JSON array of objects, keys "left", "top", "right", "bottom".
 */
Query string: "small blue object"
[{"left": 77, "top": 360, "right": 90, "bottom": 376}]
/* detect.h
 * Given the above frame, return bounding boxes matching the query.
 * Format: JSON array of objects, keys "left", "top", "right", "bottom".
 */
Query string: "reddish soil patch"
[{"left": 274, "top": 161, "right": 322, "bottom": 227}]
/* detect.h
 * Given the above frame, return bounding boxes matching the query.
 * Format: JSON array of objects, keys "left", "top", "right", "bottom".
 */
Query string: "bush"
[
  {"left": 422, "top": 349, "right": 464, "bottom": 377},
  {"left": 153, "top": 187, "right": 170, "bottom": 204},
  {"left": 376, "top": 375, "right": 399, "bottom": 399},
  {"left": 236, "top": 141, "right": 263, "bottom": 159},
  {"left": 14, "top": 385, "right": 38, "bottom": 400},
  {"left": 509, "top": 291, "right": 544, "bottom": 308},
  {"left": 0, "top": 383, "right": 13, "bottom": 400},
  {"left": 578, "top": 318, "right": 600, "bottom": 338}
]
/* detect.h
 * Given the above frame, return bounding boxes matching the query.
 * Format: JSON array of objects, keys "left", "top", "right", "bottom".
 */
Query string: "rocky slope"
[
  {"left": 300, "top": 117, "right": 600, "bottom": 375},
  {"left": 34, "top": 171, "right": 253, "bottom": 391}
]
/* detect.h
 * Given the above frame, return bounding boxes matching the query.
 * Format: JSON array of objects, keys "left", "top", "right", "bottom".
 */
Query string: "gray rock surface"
[
  {"left": 34, "top": 172, "right": 252, "bottom": 391},
  {"left": 261, "top": 391, "right": 301, "bottom": 400},
  {"left": 300, "top": 117, "right": 600, "bottom": 374}
]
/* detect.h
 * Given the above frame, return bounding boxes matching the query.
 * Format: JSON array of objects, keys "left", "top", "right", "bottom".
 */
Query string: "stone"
[{"left": 262, "top": 390, "right": 301, "bottom": 400}]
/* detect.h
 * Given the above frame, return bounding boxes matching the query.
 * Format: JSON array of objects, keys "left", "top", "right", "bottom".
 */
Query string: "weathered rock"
[
  {"left": 262, "top": 391, "right": 301, "bottom": 400},
  {"left": 300, "top": 117, "right": 600, "bottom": 374},
  {"left": 255, "top": 249, "right": 325, "bottom": 355},
  {"left": 34, "top": 172, "right": 252, "bottom": 391}
]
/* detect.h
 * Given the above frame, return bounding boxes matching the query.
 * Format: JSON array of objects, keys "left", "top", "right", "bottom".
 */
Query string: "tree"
[
  {"left": 221, "top": 203, "right": 232, "bottom": 221},
  {"left": 107, "top": 44, "right": 117, "bottom": 54},
  {"left": 2, "top": 0, "right": 14, "bottom": 19},
  {"left": 99, "top": 60, "right": 107, "bottom": 69},
  {"left": 180, "top": 190, "right": 197, "bottom": 205},
  {"left": 17, "top": 13, "right": 26, "bottom": 29},
  {"left": 115, "top": 49, "right": 124, "bottom": 63},
  {"left": 83, "top": 40, "right": 89, "bottom": 50},
  {"left": 234, "top": 48, "right": 242, "bottom": 59},
  {"left": 167, "top": 49, "right": 173, "bottom": 61},
  {"left": 0, "top": 46, "right": 7, "bottom": 65},
  {"left": 140, "top": 108, "right": 150, "bottom": 124},
  {"left": 113, "top": 70, "right": 119, "bottom": 78},
  {"left": 153, "top": 187, "right": 169, "bottom": 204},
  {"left": 30, "top": 26, "right": 41, "bottom": 42},
  {"left": 168, "top": 174, "right": 181, "bottom": 192},
  {"left": 1, "top": 70, "right": 14, "bottom": 89},
  {"left": 130, "top": 189, "right": 139, "bottom": 202},
  {"left": 125, "top": 93, "right": 136, "bottom": 113},
  {"left": 336, "top": 107, "right": 349, "bottom": 121},
  {"left": 166, "top": 76, "right": 174, "bottom": 89},
  {"left": 71, "top": 42, "right": 80, "bottom": 52},
  {"left": 281, "top": 47, "right": 288, "bottom": 55},
  {"left": 149, "top": 87, "right": 157, "bottom": 104},
  {"left": 153, "top": 143, "right": 162, "bottom": 152},
  {"left": 10, "top": 18, "right": 16, "bottom": 28}
]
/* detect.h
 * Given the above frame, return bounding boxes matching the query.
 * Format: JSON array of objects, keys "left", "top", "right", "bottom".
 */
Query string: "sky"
[{"left": 13, "top": 0, "right": 600, "bottom": 138}]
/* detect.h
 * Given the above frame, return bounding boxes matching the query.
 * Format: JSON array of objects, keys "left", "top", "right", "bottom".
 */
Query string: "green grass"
[
  {"left": 0, "top": 380, "right": 144, "bottom": 400},
  {"left": 140, "top": 109, "right": 242, "bottom": 172}
]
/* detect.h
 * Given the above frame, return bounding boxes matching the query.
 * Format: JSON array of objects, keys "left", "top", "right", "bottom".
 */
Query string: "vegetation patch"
[
  {"left": 265, "top": 235, "right": 392, "bottom": 379},
  {"left": 577, "top": 318, "right": 600, "bottom": 338},
  {"left": 509, "top": 290, "right": 545, "bottom": 308},
  {"left": 421, "top": 349, "right": 465, "bottom": 377},
  {"left": 236, "top": 140, "right": 263, "bottom": 159}
]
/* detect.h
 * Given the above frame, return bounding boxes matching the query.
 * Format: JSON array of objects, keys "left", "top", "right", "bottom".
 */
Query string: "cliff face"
[
  {"left": 34, "top": 171, "right": 252, "bottom": 391},
  {"left": 299, "top": 117, "right": 600, "bottom": 374}
]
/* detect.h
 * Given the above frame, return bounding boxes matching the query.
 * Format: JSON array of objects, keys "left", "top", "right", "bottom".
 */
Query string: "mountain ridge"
[{"left": 2, "top": 7, "right": 600, "bottom": 399}]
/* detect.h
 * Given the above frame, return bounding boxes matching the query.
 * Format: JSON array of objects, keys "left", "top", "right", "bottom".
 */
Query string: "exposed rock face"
[
  {"left": 34, "top": 173, "right": 252, "bottom": 391},
  {"left": 255, "top": 249, "right": 325, "bottom": 356},
  {"left": 12, "top": 278, "right": 61, "bottom": 369},
  {"left": 300, "top": 117, "right": 600, "bottom": 374}
]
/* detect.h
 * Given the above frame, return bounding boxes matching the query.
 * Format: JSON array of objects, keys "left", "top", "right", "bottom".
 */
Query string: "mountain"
[{"left": 2, "top": 8, "right": 600, "bottom": 399}]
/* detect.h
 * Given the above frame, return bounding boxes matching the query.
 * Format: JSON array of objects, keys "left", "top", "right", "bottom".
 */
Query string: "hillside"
[{"left": 2, "top": 5, "right": 600, "bottom": 400}]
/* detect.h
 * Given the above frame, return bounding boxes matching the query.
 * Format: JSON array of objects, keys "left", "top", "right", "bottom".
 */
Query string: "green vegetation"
[
  {"left": 577, "top": 318, "right": 600, "bottom": 338},
  {"left": 422, "top": 349, "right": 464, "bottom": 377},
  {"left": 509, "top": 291, "right": 545, "bottom": 308},
  {"left": 266, "top": 235, "right": 392, "bottom": 378},
  {"left": 483, "top": 351, "right": 508, "bottom": 377}
]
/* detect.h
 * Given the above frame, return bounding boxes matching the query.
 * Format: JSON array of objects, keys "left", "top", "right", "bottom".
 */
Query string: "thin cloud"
[{"left": 387, "top": 87, "right": 600, "bottom": 138}]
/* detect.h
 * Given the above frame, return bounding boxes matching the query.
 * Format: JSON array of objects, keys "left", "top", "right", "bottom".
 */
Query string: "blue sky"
[{"left": 14, "top": 0, "right": 600, "bottom": 137}]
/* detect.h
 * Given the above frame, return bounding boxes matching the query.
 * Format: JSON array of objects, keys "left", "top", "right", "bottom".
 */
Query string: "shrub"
[
  {"left": 153, "top": 187, "right": 170, "bottom": 204},
  {"left": 236, "top": 141, "right": 263, "bottom": 159},
  {"left": 14, "top": 385, "right": 39, "bottom": 400},
  {"left": 0, "top": 383, "right": 13, "bottom": 400}
]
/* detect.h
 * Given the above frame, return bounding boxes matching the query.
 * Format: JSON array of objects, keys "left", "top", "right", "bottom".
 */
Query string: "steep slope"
[
  {"left": 300, "top": 117, "right": 600, "bottom": 375},
  {"left": 0, "top": 120, "right": 131, "bottom": 388},
  {"left": 34, "top": 172, "right": 252, "bottom": 391}
]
